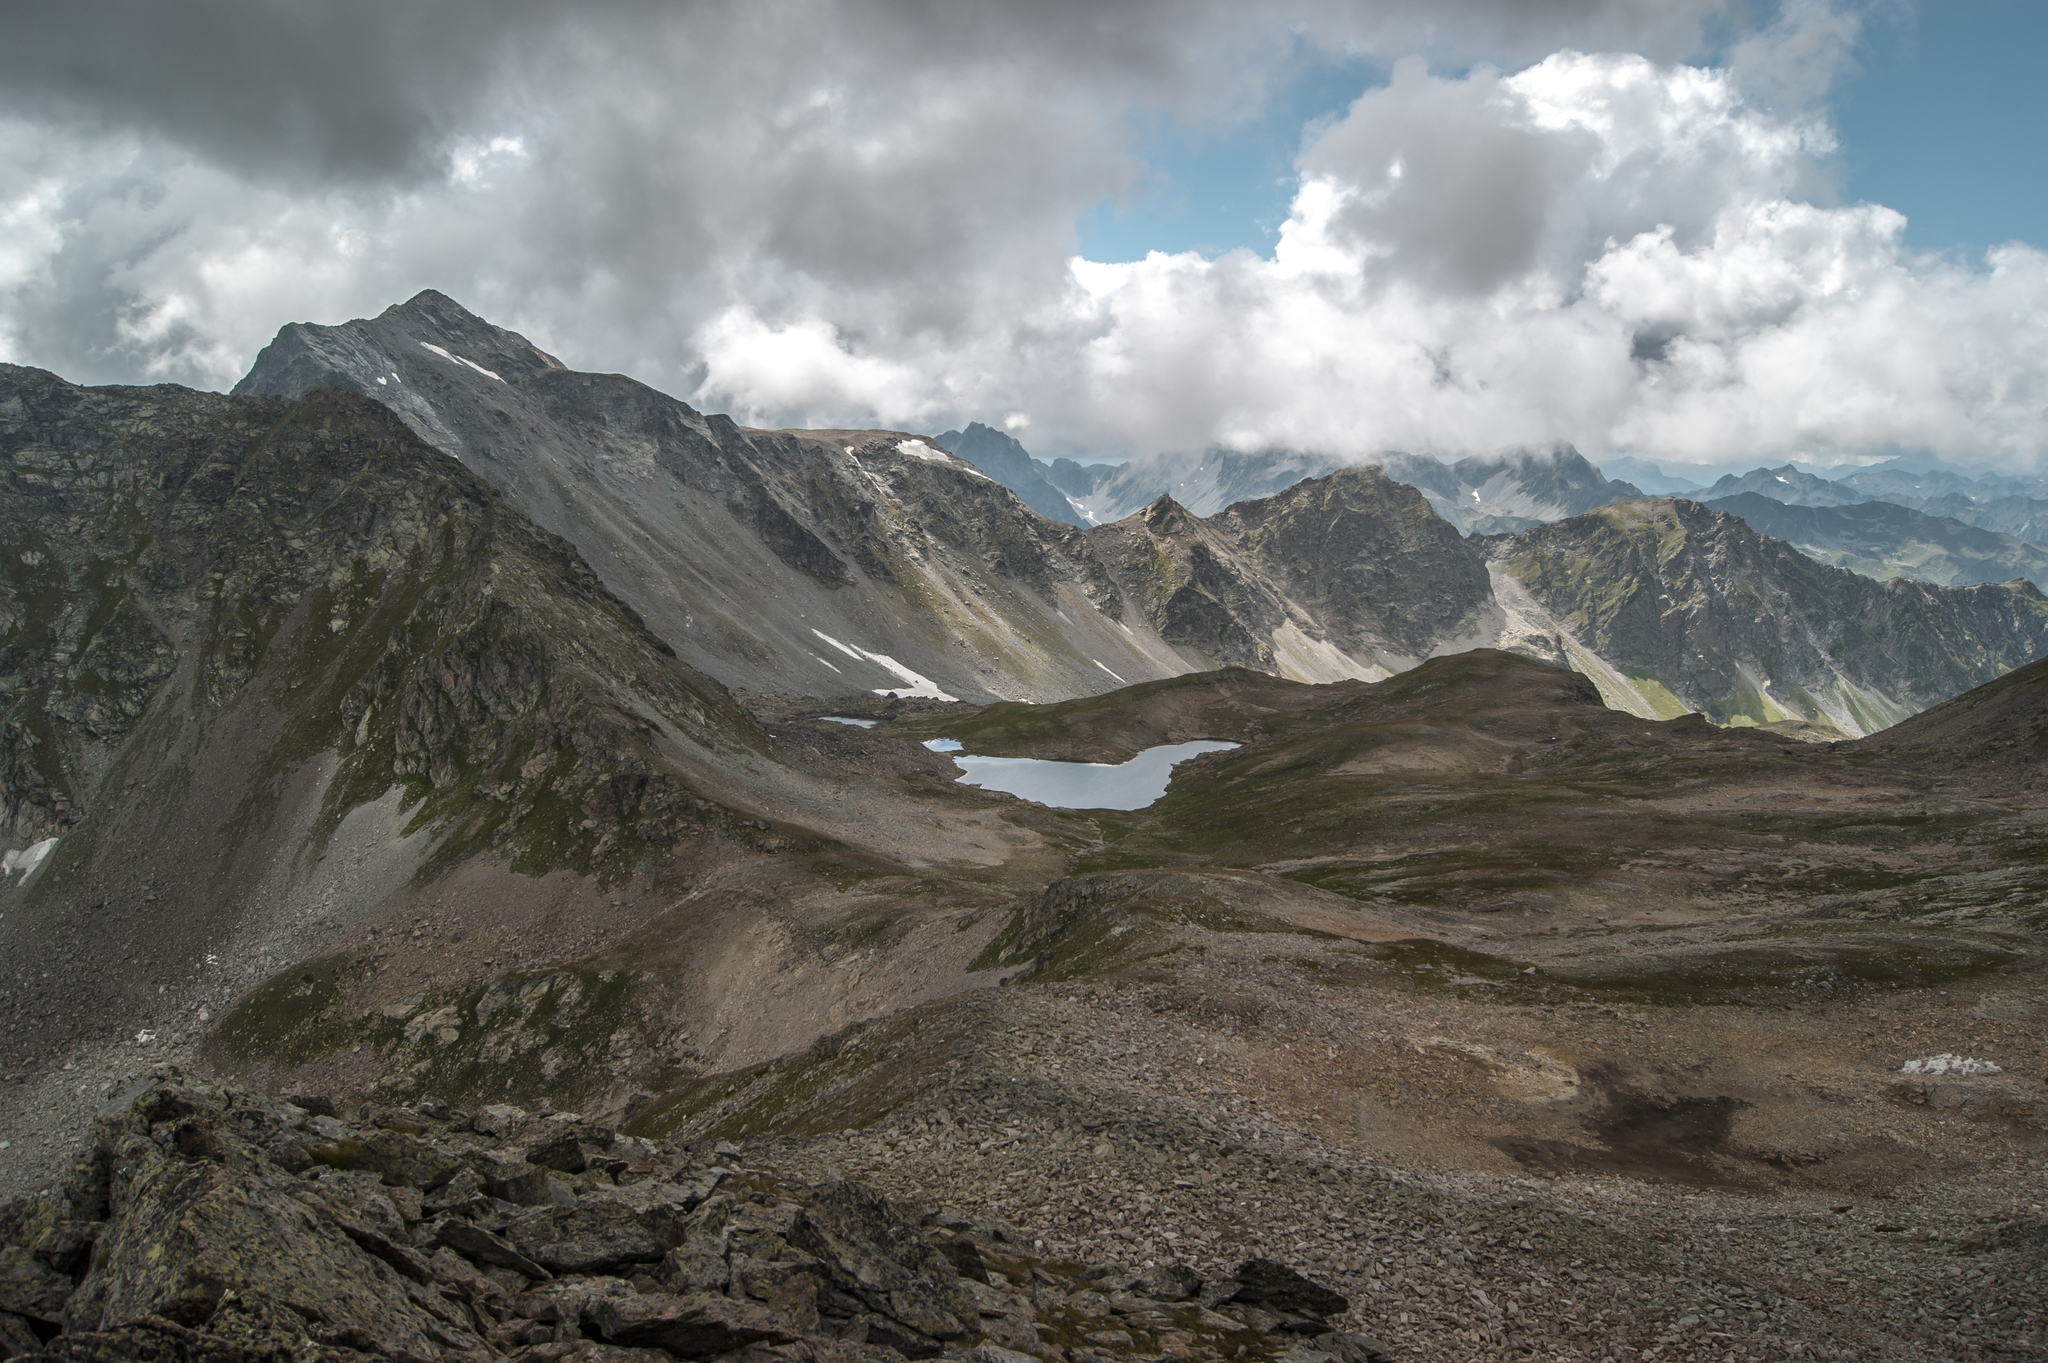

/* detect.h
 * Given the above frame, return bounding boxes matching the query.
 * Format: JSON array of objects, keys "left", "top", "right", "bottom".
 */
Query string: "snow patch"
[
  {"left": 375, "top": 376, "right": 388, "bottom": 385},
  {"left": 418, "top": 341, "right": 505, "bottom": 383},
  {"left": 813, "top": 632, "right": 864, "bottom": 661},
  {"left": 809, "top": 653, "right": 842, "bottom": 673},
  {"left": 810, "top": 629, "right": 958, "bottom": 701},
  {"left": 923, "top": 738, "right": 963, "bottom": 752},
  {"left": 3, "top": 838, "right": 56, "bottom": 882},
  {"left": 892, "top": 438, "right": 990, "bottom": 477},
  {"left": 816, "top": 716, "right": 876, "bottom": 728},
  {"left": 1094, "top": 660, "right": 1127, "bottom": 684},
  {"left": 1902, "top": 1054, "right": 2001, "bottom": 1076}
]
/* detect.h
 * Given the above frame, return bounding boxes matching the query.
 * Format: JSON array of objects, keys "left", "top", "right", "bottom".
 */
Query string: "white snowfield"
[
  {"left": 2, "top": 837, "right": 56, "bottom": 882},
  {"left": 1901, "top": 1054, "right": 2002, "bottom": 1076},
  {"left": 809, "top": 629, "right": 959, "bottom": 701},
  {"left": 418, "top": 341, "right": 506, "bottom": 383}
]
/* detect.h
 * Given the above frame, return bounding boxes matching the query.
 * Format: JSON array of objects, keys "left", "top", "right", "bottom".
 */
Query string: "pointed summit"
[{"left": 234, "top": 289, "right": 565, "bottom": 406}]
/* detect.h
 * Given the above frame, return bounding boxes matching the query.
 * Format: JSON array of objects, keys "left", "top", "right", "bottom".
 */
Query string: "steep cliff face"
[{"left": 1491, "top": 498, "right": 2048, "bottom": 733}]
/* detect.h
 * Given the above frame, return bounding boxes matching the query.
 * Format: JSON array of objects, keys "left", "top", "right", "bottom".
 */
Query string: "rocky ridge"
[
  {"left": 1489, "top": 498, "right": 2048, "bottom": 733},
  {"left": 233, "top": 293, "right": 2048, "bottom": 735},
  {"left": 0, "top": 1075, "right": 1387, "bottom": 1363},
  {"left": 1706, "top": 492, "right": 2048, "bottom": 593}
]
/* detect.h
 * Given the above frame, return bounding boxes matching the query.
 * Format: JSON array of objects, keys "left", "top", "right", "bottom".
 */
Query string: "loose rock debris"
[{"left": 0, "top": 1076, "right": 1392, "bottom": 1363}]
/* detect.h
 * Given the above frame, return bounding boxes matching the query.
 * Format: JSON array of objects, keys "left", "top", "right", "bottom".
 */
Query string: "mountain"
[
  {"left": 1051, "top": 441, "right": 1642, "bottom": 533},
  {"left": 1706, "top": 491, "right": 2048, "bottom": 593},
  {"left": 1488, "top": 498, "right": 2048, "bottom": 733},
  {"left": 1869, "top": 489, "right": 2048, "bottom": 545},
  {"left": 1697, "top": 464, "right": 1866, "bottom": 506},
  {"left": 1594, "top": 454, "right": 1707, "bottom": 495},
  {"left": 1427, "top": 446, "right": 1643, "bottom": 533},
  {"left": 932, "top": 421, "right": 1090, "bottom": 525},
  {"left": 1043, "top": 452, "right": 1122, "bottom": 501},
  {"left": 1084, "top": 470, "right": 1494, "bottom": 681},
  {"left": 236, "top": 292, "right": 1173, "bottom": 704},
  {"left": 1063, "top": 445, "right": 1353, "bottom": 524},
  {"left": 0, "top": 365, "right": 857, "bottom": 1151},
  {"left": 1834, "top": 460, "right": 2048, "bottom": 505},
  {"left": 1701, "top": 460, "right": 2048, "bottom": 546},
  {"left": 232, "top": 294, "right": 2048, "bottom": 742}
]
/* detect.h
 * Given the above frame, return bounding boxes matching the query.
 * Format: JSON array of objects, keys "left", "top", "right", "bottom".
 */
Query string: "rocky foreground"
[{"left": 0, "top": 1076, "right": 1388, "bottom": 1363}]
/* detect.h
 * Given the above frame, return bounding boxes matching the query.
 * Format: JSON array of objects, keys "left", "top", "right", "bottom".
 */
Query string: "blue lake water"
[{"left": 924, "top": 739, "right": 1239, "bottom": 810}]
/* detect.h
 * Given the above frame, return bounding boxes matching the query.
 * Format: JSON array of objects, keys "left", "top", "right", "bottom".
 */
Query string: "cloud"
[
  {"left": 1025, "top": 43, "right": 2048, "bottom": 469},
  {"left": 4, "top": 1, "right": 2043, "bottom": 473},
  {"left": 694, "top": 307, "right": 943, "bottom": 428}
]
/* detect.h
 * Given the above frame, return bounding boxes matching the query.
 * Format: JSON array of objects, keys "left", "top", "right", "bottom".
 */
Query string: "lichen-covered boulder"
[{"left": 63, "top": 1136, "right": 483, "bottom": 1358}]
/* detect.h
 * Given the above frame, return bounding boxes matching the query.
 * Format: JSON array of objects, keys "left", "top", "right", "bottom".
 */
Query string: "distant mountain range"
[
  {"left": 1705, "top": 492, "right": 2048, "bottom": 593},
  {"left": 1695, "top": 462, "right": 2048, "bottom": 544},
  {"left": 940, "top": 424, "right": 2048, "bottom": 600},
  {"left": 933, "top": 429, "right": 1644, "bottom": 534},
  {"left": 214, "top": 291, "right": 2048, "bottom": 740}
]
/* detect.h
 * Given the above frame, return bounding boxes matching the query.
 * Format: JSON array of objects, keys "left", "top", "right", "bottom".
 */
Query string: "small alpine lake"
[{"left": 922, "top": 738, "right": 1239, "bottom": 810}]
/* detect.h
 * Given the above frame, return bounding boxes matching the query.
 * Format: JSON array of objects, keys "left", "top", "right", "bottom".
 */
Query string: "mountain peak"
[
  {"left": 235, "top": 290, "right": 567, "bottom": 408},
  {"left": 1141, "top": 494, "right": 1192, "bottom": 533},
  {"left": 381, "top": 288, "right": 486, "bottom": 329}
]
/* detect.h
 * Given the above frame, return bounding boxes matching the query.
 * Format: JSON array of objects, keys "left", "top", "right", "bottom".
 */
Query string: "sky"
[{"left": 2, "top": 0, "right": 2045, "bottom": 476}]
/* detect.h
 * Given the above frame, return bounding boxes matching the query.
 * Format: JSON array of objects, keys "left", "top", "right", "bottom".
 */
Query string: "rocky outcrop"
[{"left": 0, "top": 1077, "right": 1386, "bottom": 1363}]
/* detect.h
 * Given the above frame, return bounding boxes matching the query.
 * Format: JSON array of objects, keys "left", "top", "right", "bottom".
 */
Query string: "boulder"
[
  {"left": 1133, "top": 1263, "right": 1203, "bottom": 1302},
  {"left": 1224, "top": 1259, "right": 1349, "bottom": 1319},
  {"left": 64, "top": 1138, "right": 483, "bottom": 1358},
  {"left": 435, "top": 1217, "right": 551, "bottom": 1280},
  {"left": 586, "top": 1290, "right": 803, "bottom": 1357},
  {"left": 506, "top": 1201, "right": 669, "bottom": 1276}
]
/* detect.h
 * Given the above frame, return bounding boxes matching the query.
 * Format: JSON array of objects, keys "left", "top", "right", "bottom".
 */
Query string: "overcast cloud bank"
[{"left": 2, "top": 0, "right": 2042, "bottom": 473}]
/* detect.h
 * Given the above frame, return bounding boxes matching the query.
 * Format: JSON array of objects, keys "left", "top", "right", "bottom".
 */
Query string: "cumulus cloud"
[
  {"left": 2, "top": 0, "right": 2043, "bottom": 473},
  {"left": 1025, "top": 42, "right": 2048, "bottom": 468}
]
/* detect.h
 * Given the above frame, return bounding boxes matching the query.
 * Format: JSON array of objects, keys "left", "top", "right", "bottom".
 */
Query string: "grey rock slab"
[
  {"left": 506, "top": 1200, "right": 670, "bottom": 1276},
  {"left": 436, "top": 1216, "right": 552, "bottom": 1280},
  {"left": 586, "top": 1289, "right": 803, "bottom": 1357},
  {"left": 66, "top": 1143, "right": 478, "bottom": 1359}
]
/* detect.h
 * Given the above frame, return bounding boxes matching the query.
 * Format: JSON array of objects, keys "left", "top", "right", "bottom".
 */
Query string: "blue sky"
[
  {"left": 1078, "top": 3, "right": 2048, "bottom": 265},
  {"left": 1834, "top": 0, "right": 2048, "bottom": 257}
]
